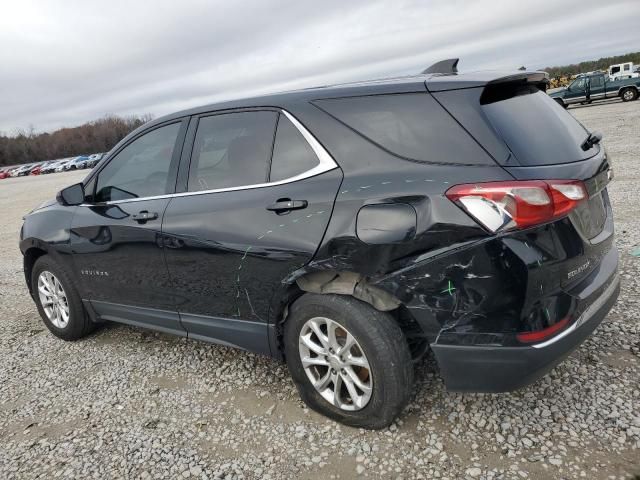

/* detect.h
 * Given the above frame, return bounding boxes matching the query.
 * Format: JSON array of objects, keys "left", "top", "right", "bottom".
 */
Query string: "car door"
[
  {"left": 565, "top": 77, "right": 587, "bottom": 104},
  {"left": 588, "top": 74, "right": 605, "bottom": 100},
  {"left": 70, "top": 119, "right": 188, "bottom": 335},
  {"left": 162, "top": 109, "right": 342, "bottom": 354}
]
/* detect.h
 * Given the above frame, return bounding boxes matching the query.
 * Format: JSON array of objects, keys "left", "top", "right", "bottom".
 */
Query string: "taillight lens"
[
  {"left": 516, "top": 317, "right": 570, "bottom": 344},
  {"left": 445, "top": 180, "right": 587, "bottom": 232}
]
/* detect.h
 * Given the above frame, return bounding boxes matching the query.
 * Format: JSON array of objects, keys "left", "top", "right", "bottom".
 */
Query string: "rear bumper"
[{"left": 431, "top": 252, "right": 620, "bottom": 393}]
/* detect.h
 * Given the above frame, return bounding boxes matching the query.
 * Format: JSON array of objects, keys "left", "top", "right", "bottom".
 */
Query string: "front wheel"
[
  {"left": 284, "top": 294, "right": 413, "bottom": 429},
  {"left": 621, "top": 88, "right": 638, "bottom": 102},
  {"left": 31, "top": 255, "right": 95, "bottom": 340}
]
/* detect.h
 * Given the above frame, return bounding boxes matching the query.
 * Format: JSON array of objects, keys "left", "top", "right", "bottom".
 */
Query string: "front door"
[
  {"left": 565, "top": 77, "right": 587, "bottom": 104},
  {"left": 70, "top": 120, "right": 187, "bottom": 334},
  {"left": 162, "top": 110, "right": 342, "bottom": 353}
]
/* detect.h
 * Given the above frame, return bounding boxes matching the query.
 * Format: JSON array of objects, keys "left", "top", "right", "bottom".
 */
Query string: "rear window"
[
  {"left": 314, "top": 94, "right": 493, "bottom": 165},
  {"left": 481, "top": 88, "right": 595, "bottom": 166}
]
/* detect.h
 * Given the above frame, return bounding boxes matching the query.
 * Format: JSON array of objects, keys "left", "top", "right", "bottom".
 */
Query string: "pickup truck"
[{"left": 548, "top": 72, "right": 640, "bottom": 108}]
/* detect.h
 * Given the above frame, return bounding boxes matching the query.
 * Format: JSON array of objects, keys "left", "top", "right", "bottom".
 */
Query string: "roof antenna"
[{"left": 422, "top": 58, "right": 459, "bottom": 75}]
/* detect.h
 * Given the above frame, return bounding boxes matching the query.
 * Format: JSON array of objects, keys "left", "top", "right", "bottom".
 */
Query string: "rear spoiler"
[
  {"left": 424, "top": 63, "right": 550, "bottom": 93},
  {"left": 480, "top": 72, "right": 551, "bottom": 104}
]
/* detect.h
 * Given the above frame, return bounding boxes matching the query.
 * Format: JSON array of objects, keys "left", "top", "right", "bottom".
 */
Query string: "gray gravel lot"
[{"left": 0, "top": 99, "right": 638, "bottom": 479}]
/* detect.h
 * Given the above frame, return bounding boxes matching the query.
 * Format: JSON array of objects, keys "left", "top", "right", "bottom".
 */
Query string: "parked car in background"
[
  {"left": 608, "top": 62, "right": 639, "bottom": 81},
  {"left": 63, "top": 156, "right": 91, "bottom": 171},
  {"left": 54, "top": 158, "right": 75, "bottom": 173},
  {"left": 20, "top": 63, "right": 619, "bottom": 428},
  {"left": 86, "top": 153, "right": 105, "bottom": 168},
  {"left": 40, "top": 159, "right": 68, "bottom": 174},
  {"left": 0, "top": 168, "right": 11, "bottom": 179},
  {"left": 549, "top": 71, "right": 640, "bottom": 107},
  {"left": 30, "top": 161, "right": 55, "bottom": 175},
  {"left": 11, "top": 163, "right": 36, "bottom": 177}
]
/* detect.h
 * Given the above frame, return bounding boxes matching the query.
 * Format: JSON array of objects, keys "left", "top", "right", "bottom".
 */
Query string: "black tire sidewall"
[
  {"left": 621, "top": 89, "right": 637, "bottom": 102},
  {"left": 31, "top": 255, "right": 90, "bottom": 340},
  {"left": 284, "top": 294, "right": 412, "bottom": 429}
]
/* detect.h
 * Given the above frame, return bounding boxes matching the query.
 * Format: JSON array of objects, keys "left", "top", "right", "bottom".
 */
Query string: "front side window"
[
  {"left": 94, "top": 123, "right": 181, "bottom": 202},
  {"left": 570, "top": 77, "right": 586, "bottom": 91},
  {"left": 188, "top": 111, "right": 278, "bottom": 192},
  {"left": 269, "top": 115, "right": 319, "bottom": 182}
]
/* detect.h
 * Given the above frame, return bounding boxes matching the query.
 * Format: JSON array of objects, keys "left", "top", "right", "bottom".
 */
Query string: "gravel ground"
[{"left": 0, "top": 99, "right": 638, "bottom": 480}]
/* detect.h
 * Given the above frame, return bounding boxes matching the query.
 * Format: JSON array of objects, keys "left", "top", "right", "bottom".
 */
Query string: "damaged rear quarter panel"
[{"left": 273, "top": 104, "right": 606, "bottom": 349}]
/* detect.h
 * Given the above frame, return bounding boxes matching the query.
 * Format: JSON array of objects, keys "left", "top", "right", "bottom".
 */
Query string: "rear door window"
[
  {"left": 589, "top": 75, "right": 604, "bottom": 88},
  {"left": 269, "top": 114, "right": 319, "bottom": 181},
  {"left": 314, "top": 93, "right": 493, "bottom": 165},
  {"left": 481, "top": 88, "right": 595, "bottom": 166},
  {"left": 188, "top": 111, "right": 278, "bottom": 192}
]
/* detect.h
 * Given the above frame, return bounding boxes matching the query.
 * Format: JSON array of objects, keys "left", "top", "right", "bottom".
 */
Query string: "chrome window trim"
[{"left": 80, "top": 109, "right": 338, "bottom": 206}]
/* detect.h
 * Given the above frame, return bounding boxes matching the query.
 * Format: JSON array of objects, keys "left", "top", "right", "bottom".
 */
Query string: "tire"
[
  {"left": 284, "top": 293, "right": 413, "bottom": 429},
  {"left": 620, "top": 88, "right": 638, "bottom": 102},
  {"left": 31, "top": 255, "right": 95, "bottom": 340}
]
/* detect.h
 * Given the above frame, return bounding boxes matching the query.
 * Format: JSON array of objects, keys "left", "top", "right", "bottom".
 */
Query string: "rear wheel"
[
  {"left": 621, "top": 88, "right": 638, "bottom": 102},
  {"left": 284, "top": 294, "right": 413, "bottom": 429},
  {"left": 31, "top": 255, "right": 95, "bottom": 340}
]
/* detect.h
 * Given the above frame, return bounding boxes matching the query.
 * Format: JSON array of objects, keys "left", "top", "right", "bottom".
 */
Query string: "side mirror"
[{"left": 57, "top": 182, "right": 85, "bottom": 206}]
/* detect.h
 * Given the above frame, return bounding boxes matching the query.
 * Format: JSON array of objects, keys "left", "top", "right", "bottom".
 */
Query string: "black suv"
[{"left": 20, "top": 64, "right": 619, "bottom": 429}]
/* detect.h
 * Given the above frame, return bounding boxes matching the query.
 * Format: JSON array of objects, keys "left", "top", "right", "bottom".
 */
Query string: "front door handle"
[
  {"left": 132, "top": 211, "right": 159, "bottom": 223},
  {"left": 266, "top": 199, "right": 308, "bottom": 214}
]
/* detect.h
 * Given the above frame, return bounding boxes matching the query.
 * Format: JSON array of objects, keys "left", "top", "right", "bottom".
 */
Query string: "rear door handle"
[
  {"left": 132, "top": 210, "right": 159, "bottom": 223},
  {"left": 266, "top": 199, "right": 308, "bottom": 213}
]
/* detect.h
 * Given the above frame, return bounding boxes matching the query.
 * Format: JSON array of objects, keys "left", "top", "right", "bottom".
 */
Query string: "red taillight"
[
  {"left": 516, "top": 317, "right": 570, "bottom": 344},
  {"left": 445, "top": 180, "right": 587, "bottom": 232}
]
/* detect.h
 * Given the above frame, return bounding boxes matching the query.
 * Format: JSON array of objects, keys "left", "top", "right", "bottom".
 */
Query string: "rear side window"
[
  {"left": 314, "top": 93, "right": 492, "bottom": 165},
  {"left": 481, "top": 89, "right": 594, "bottom": 166},
  {"left": 188, "top": 111, "right": 278, "bottom": 192},
  {"left": 269, "top": 115, "right": 319, "bottom": 181},
  {"left": 590, "top": 76, "right": 604, "bottom": 88}
]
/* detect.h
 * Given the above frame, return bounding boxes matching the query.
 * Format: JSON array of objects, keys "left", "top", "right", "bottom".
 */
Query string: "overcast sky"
[{"left": 1, "top": 0, "right": 638, "bottom": 134}]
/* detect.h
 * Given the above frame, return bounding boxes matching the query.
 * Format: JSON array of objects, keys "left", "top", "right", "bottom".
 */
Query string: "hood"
[
  {"left": 29, "top": 198, "right": 57, "bottom": 214},
  {"left": 547, "top": 86, "right": 567, "bottom": 96}
]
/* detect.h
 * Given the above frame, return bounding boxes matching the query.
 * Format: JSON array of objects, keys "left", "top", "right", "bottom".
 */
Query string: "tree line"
[
  {"left": 0, "top": 115, "right": 152, "bottom": 167},
  {"left": 543, "top": 51, "right": 640, "bottom": 79}
]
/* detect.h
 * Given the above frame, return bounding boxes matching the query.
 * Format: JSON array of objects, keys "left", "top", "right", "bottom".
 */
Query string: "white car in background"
[
  {"left": 54, "top": 158, "right": 76, "bottom": 173},
  {"left": 40, "top": 159, "right": 68, "bottom": 174}
]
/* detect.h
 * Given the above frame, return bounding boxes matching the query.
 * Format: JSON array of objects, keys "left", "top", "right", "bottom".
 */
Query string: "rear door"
[
  {"left": 588, "top": 74, "right": 606, "bottom": 100},
  {"left": 70, "top": 120, "right": 187, "bottom": 334},
  {"left": 162, "top": 109, "right": 342, "bottom": 353}
]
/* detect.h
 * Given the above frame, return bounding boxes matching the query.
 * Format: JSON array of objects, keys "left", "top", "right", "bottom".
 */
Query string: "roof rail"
[{"left": 422, "top": 58, "right": 459, "bottom": 75}]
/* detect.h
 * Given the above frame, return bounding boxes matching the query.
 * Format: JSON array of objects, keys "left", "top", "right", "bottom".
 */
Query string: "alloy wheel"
[
  {"left": 37, "top": 271, "right": 70, "bottom": 329},
  {"left": 298, "top": 316, "right": 373, "bottom": 411}
]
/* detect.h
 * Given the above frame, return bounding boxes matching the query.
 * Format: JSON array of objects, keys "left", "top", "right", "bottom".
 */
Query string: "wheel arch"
[
  {"left": 23, "top": 245, "right": 49, "bottom": 296},
  {"left": 269, "top": 270, "right": 428, "bottom": 361},
  {"left": 618, "top": 85, "right": 639, "bottom": 97}
]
